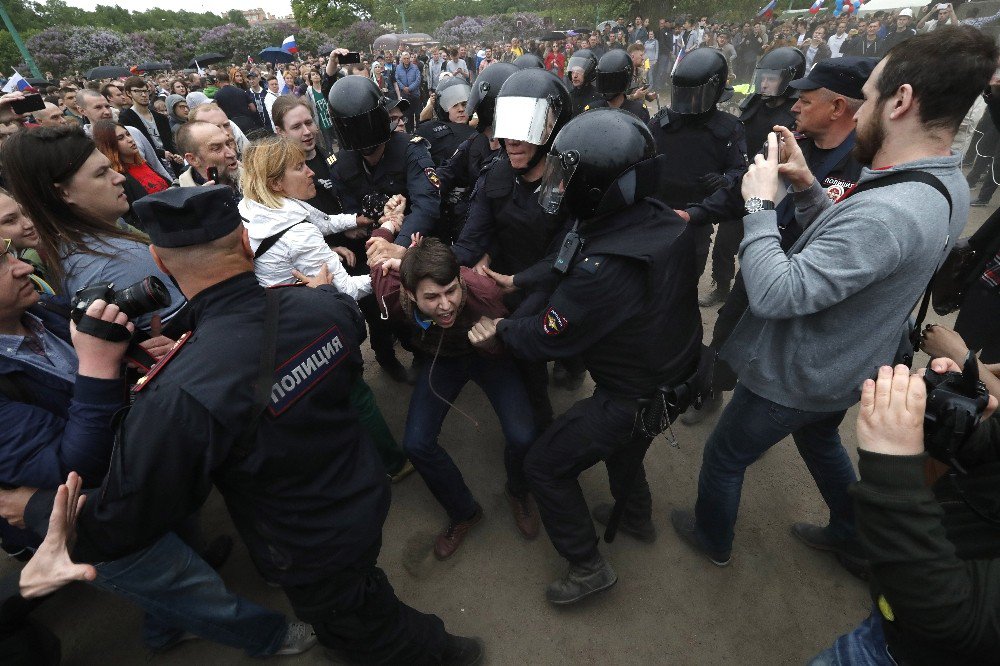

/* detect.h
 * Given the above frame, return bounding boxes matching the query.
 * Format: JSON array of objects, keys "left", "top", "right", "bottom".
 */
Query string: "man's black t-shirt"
[{"left": 305, "top": 147, "right": 343, "bottom": 215}]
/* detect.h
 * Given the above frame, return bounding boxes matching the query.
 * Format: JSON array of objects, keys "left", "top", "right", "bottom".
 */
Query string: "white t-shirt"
[{"left": 828, "top": 32, "right": 849, "bottom": 58}]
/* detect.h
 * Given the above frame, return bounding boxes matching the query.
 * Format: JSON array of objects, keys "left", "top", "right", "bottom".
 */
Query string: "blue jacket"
[
  {"left": 0, "top": 297, "right": 125, "bottom": 549},
  {"left": 395, "top": 63, "right": 421, "bottom": 95}
]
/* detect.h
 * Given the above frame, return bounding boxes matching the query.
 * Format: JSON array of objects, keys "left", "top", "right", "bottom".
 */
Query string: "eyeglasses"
[{"left": 0, "top": 238, "right": 14, "bottom": 265}]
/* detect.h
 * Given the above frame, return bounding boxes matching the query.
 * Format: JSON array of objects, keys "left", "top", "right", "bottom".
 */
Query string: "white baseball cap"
[{"left": 899, "top": 8, "right": 913, "bottom": 16}]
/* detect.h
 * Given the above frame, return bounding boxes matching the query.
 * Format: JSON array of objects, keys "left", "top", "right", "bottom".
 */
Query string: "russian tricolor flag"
[
  {"left": 756, "top": 0, "right": 777, "bottom": 17},
  {"left": 282, "top": 35, "right": 298, "bottom": 54},
  {"left": 1, "top": 70, "right": 31, "bottom": 94},
  {"left": 809, "top": 0, "right": 825, "bottom": 13}
]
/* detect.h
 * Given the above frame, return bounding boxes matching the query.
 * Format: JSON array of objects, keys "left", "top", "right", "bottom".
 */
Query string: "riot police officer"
[
  {"left": 740, "top": 47, "right": 804, "bottom": 156},
  {"left": 684, "top": 47, "right": 805, "bottom": 308},
  {"left": 469, "top": 109, "right": 704, "bottom": 604},
  {"left": 454, "top": 67, "right": 575, "bottom": 428},
  {"left": 513, "top": 52, "right": 545, "bottom": 69},
  {"left": 565, "top": 48, "right": 600, "bottom": 115},
  {"left": 649, "top": 48, "right": 747, "bottom": 286},
  {"left": 414, "top": 76, "right": 477, "bottom": 166},
  {"left": 327, "top": 75, "right": 440, "bottom": 263},
  {"left": 586, "top": 49, "right": 650, "bottom": 122},
  {"left": 436, "top": 62, "right": 518, "bottom": 243}
]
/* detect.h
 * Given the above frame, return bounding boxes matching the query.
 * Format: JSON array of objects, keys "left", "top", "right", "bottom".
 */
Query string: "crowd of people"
[{"left": 0, "top": 3, "right": 998, "bottom": 664}]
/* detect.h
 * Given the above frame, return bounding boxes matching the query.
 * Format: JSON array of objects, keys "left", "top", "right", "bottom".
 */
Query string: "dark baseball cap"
[
  {"left": 135, "top": 185, "right": 242, "bottom": 248},
  {"left": 787, "top": 56, "right": 878, "bottom": 100}
]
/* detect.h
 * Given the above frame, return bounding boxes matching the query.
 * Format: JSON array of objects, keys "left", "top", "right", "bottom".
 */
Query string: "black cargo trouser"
[
  {"left": 282, "top": 540, "right": 448, "bottom": 664},
  {"left": 524, "top": 388, "right": 652, "bottom": 564}
]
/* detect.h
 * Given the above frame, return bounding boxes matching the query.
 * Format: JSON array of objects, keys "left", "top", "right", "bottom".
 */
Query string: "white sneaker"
[{"left": 273, "top": 621, "right": 317, "bottom": 656}]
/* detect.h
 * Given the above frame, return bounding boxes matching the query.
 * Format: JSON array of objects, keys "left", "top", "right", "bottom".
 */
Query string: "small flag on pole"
[
  {"left": 1, "top": 70, "right": 30, "bottom": 94},
  {"left": 282, "top": 35, "right": 298, "bottom": 54},
  {"left": 809, "top": 0, "right": 825, "bottom": 13},
  {"left": 757, "top": 0, "right": 777, "bottom": 18}
]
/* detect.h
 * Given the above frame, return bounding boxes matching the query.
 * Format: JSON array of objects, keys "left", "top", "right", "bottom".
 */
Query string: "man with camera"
[
  {"left": 0, "top": 244, "right": 309, "bottom": 659},
  {"left": 671, "top": 27, "right": 998, "bottom": 572},
  {"left": 6, "top": 186, "right": 481, "bottom": 664},
  {"left": 811, "top": 360, "right": 999, "bottom": 664}
]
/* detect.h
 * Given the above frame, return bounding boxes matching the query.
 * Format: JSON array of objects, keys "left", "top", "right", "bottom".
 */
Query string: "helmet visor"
[
  {"left": 567, "top": 56, "right": 591, "bottom": 75},
  {"left": 438, "top": 83, "right": 471, "bottom": 113},
  {"left": 332, "top": 107, "right": 391, "bottom": 151},
  {"left": 753, "top": 68, "right": 794, "bottom": 97},
  {"left": 670, "top": 80, "right": 719, "bottom": 114},
  {"left": 494, "top": 96, "right": 559, "bottom": 145},
  {"left": 536, "top": 150, "right": 579, "bottom": 215}
]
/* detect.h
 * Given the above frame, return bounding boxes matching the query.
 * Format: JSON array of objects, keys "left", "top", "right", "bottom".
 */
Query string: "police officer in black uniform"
[
  {"left": 513, "top": 52, "right": 545, "bottom": 69},
  {"left": 684, "top": 47, "right": 804, "bottom": 307},
  {"left": 680, "top": 56, "right": 874, "bottom": 425},
  {"left": 649, "top": 48, "right": 747, "bottom": 284},
  {"left": 565, "top": 48, "right": 600, "bottom": 115},
  {"left": 328, "top": 76, "right": 441, "bottom": 257},
  {"left": 586, "top": 49, "right": 651, "bottom": 122},
  {"left": 469, "top": 109, "right": 703, "bottom": 605},
  {"left": 454, "top": 67, "right": 575, "bottom": 428},
  {"left": 436, "top": 62, "right": 518, "bottom": 243},
  {"left": 20, "top": 186, "right": 483, "bottom": 665},
  {"left": 414, "top": 76, "right": 477, "bottom": 166}
]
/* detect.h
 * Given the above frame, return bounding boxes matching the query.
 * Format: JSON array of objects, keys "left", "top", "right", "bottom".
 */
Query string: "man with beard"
[
  {"left": 678, "top": 56, "right": 873, "bottom": 426},
  {"left": 671, "top": 27, "right": 996, "bottom": 576}
]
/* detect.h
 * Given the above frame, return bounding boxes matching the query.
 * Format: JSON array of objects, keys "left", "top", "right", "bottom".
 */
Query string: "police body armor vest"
[{"left": 651, "top": 108, "right": 742, "bottom": 209}]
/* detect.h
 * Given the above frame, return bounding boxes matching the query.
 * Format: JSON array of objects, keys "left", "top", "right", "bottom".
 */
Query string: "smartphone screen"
[
  {"left": 207, "top": 166, "right": 219, "bottom": 182},
  {"left": 340, "top": 52, "right": 361, "bottom": 64},
  {"left": 11, "top": 94, "right": 45, "bottom": 115}
]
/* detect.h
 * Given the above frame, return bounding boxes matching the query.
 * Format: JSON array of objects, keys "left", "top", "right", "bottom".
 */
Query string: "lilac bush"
[
  {"left": 434, "top": 12, "right": 546, "bottom": 46},
  {"left": 334, "top": 20, "right": 383, "bottom": 52},
  {"left": 28, "top": 27, "right": 154, "bottom": 74}
]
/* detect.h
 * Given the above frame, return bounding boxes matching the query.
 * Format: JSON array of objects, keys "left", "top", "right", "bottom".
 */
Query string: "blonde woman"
[{"left": 237, "top": 136, "right": 374, "bottom": 299}]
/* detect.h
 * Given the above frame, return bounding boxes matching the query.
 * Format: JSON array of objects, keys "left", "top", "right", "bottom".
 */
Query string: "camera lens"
[{"left": 113, "top": 276, "right": 172, "bottom": 319}]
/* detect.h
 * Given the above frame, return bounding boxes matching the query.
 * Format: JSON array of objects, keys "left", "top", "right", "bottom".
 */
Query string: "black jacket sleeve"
[{"left": 851, "top": 449, "right": 1000, "bottom": 661}]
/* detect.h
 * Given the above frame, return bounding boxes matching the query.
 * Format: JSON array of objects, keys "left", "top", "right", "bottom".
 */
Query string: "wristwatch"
[{"left": 744, "top": 197, "right": 776, "bottom": 215}]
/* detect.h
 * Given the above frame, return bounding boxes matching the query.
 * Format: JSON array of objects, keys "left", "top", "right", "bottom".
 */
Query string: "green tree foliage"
[{"left": 292, "top": 0, "right": 376, "bottom": 33}]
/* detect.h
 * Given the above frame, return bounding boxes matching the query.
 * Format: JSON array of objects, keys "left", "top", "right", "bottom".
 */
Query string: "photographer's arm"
[
  {"left": 852, "top": 365, "right": 1000, "bottom": 658},
  {"left": 920, "top": 325, "right": 1000, "bottom": 400}
]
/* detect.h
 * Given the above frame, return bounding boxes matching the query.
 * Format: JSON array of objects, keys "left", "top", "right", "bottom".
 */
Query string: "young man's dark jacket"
[
  {"left": 853, "top": 412, "right": 1000, "bottom": 664},
  {"left": 119, "top": 107, "right": 177, "bottom": 159},
  {"left": 23, "top": 274, "right": 389, "bottom": 586},
  {"left": 0, "top": 297, "right": 125, "bottom": 551}
]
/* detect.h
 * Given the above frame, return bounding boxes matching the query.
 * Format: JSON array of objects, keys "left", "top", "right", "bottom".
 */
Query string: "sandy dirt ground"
[{"left": 2, "top": 203, "right": 989, "bottom": 666}]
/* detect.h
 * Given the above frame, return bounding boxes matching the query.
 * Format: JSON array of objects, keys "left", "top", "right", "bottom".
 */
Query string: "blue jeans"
[
  {"left": 694, "top": 383, "right": 856, "bottom": 557},
  {"left": 403, "top": 354, "right": 536, "bottom": 522},
  {"left": 94, "top": 532, "right": 288, "bottom": 655},
  {"left": 810, "top": 611, "right": 898, "bottom": 665}
]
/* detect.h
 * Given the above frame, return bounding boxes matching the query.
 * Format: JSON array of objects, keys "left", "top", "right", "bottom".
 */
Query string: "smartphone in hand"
[{"left": 11, "top": 94, "right": 45, "bottom": 115}]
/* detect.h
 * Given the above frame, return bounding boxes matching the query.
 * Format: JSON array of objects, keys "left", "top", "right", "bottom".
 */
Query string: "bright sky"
[{"left": 63, "top": 0, "right": 294, "bottom": 17}]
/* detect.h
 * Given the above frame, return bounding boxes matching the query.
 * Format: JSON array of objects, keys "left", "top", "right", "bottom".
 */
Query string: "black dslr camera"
[
  {"left": 361, "top": 192, "right": 392, "bottom": 222},
  {"left": 923, "top": 352, "right": 992, "bottom": 472},
  {"left": 70, "top": 277, "right": 172, "bottom": 328}
]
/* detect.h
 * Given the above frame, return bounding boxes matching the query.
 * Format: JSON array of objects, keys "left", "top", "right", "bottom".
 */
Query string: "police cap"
[
  {"left": 787, "top": 56, "right": 877, "bottom": 100},
  {"left": 135, "top": 185, "right": 242, "bottom": 248}
]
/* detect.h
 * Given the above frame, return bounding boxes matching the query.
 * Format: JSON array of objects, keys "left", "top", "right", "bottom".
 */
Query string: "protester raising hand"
[{"left": 19, "top": 472, "right": 97, "bottom": 599}]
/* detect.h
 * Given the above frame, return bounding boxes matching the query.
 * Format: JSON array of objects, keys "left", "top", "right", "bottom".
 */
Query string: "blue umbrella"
[{"left": 259, "top": 47, "right": 296, "bottom": 64}]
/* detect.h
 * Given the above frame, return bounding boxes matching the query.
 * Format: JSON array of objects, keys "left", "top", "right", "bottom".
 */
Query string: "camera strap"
[
  {"left": 230, "top": 288, "right": 280, "bottom": 463},
  {"left": 74, "top": 313, "right": 132, "bottom": 342},
  {"left": 842, "top": 171, "right": 953, "bottom": 363}
]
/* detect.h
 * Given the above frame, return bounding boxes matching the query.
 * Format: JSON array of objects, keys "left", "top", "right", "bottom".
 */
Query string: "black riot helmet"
[
  {"left": 513, "top": 52, "right": 545, "bottom": 69},
  {"left": 328, "top": 75, "right": 391, "bottom": 151},
  {"left": 753, "top": 47, "right": 806, "bottom": 98},
  {"left": 434, "top": 76, "right": 472, "bottom": 122},
  {"left": 538, "top": 108, "right": 663, "bottom": 221},
  {"left": 494, "top": 68, "right": 573, "bottom": 173},
  {"left": 566, "top": 48, "right": 598, "bottom": 87},
  {"left": 670, "top": 48, "right": 730, "bottom": 115},
  {"left": 594, "top": 49, "right": 634, "bottom": 100},
  {"left": 466, "top": 62, "right": 518, "bottom": 133}
]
